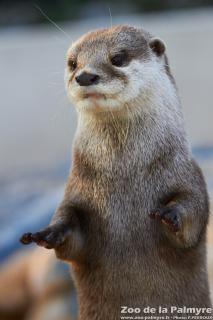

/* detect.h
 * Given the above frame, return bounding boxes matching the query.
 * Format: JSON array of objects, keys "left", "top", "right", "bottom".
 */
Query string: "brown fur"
[{"left": 21, "top": 25, "right": 212, "bottom": 319}]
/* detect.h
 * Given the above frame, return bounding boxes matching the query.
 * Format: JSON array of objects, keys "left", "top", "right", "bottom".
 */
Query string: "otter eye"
[
  {"left": 68, "top": 59, "right": 77, "bottom": 71},
  {"left": 111, "top": 53, "right": 126, "bottom": 67}
]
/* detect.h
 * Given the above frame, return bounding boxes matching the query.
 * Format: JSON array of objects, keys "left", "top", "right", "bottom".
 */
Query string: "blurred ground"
[{"left": 0, "top": 248, "right": 77, "bottom": 320}]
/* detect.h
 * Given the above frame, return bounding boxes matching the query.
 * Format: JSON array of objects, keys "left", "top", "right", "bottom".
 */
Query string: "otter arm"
[
  {"left": 20, "top": 201, "right": 85, "bottom": 262},
  {"left": 150, "top": 161, "right": 209, "bottom": 248}
]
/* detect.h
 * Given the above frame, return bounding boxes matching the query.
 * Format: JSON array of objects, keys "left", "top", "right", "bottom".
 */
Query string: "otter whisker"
[
  {"left": 34, "top": 4, "right": 71, "bottom": 39},
  {"left": 108, "top": 7, "right": 113, "bottom": 29},
  {"left": 123, "top": 104, "right": 130, "bottom": 148},
  {"left": 109, "top": 109, "right": 122, "bottom": 146}
]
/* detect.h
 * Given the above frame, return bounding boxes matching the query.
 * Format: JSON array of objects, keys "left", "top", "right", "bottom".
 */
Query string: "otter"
[{"left": 20, "top": 25, "right": 212, "bottom": 319}]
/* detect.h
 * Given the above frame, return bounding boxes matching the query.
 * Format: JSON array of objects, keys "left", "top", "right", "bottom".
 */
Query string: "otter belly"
[{"left": 72, "top": 206, "right": 211, "bottom": 320}]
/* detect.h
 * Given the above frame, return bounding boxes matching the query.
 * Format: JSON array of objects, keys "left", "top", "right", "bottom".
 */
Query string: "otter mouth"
[{"left": 83, "top": 92, "right": 106, "bottom": 100}]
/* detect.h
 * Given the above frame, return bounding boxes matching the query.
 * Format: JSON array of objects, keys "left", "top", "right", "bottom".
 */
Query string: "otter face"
[{"left": 65, "top": 25, "right": 167, "bottom": 113}]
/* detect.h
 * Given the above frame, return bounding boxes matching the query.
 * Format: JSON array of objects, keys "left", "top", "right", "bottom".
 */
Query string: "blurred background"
[{"left": 1, "top": 0, "right": 213, "bottom": 319}]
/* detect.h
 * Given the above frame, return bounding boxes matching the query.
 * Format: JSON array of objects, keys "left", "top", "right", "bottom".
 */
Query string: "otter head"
[{"left": 65, "top": 25, "right": 171, "bottom": 115}]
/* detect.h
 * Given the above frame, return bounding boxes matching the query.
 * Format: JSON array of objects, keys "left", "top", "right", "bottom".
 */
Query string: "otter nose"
[{"left": 75, "top": 72, "right": 100, "bottom": 86}]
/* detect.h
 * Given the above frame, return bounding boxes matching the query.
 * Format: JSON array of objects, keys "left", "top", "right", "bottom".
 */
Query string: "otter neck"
[{"left": 74, "top": 104, "right": 190, "bottom": 173}]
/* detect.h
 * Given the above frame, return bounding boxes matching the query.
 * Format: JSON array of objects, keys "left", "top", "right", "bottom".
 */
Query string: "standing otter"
[{"left": 20, "top": 25, "right": 212, "bottom": 319}]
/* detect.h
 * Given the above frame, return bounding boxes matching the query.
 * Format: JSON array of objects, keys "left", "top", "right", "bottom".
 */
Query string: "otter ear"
[{"left": 149, "top": 38, "right": 166, "bottom": 56}]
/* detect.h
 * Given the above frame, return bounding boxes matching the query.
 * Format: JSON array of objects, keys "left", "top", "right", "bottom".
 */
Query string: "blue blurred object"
[{"left": 0, "top": 164, "right": 68, "bottom": 262}]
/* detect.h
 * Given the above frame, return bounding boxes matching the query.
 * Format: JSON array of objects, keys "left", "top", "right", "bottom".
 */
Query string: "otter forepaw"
[
  {"left": 20, "top": 224, "right": 68, "bottom": 249},
  {"left": 149, "top": 207, "right": 180, "bottom": 232}
]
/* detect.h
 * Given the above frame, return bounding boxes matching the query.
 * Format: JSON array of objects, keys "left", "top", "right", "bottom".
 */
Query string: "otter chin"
[{"left": 70, "top": 87, "right": 125, "bottom": 112}]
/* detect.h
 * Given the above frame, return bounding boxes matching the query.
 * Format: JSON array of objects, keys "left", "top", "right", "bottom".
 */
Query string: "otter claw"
[
  {"left": 149, "top": 207, "right": 180, "bottom": 232},
  {"left": 20, "top": 225, "right": 68, "bottom": 249},
  {"left": 20, "top": 232, "right": 33, "bottom": 245},
  {"left": 20, "top": 230, "right": 53, "bottom": 248}
]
